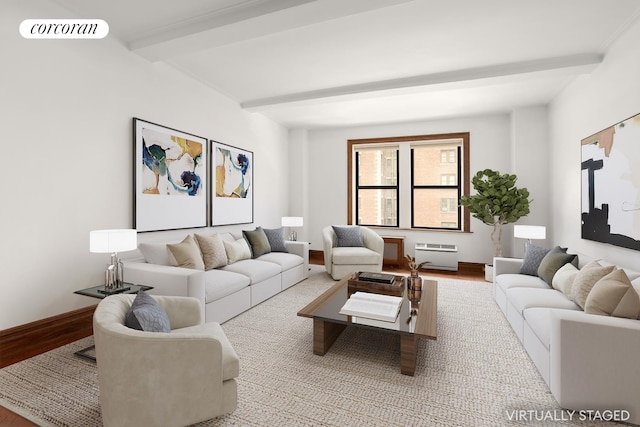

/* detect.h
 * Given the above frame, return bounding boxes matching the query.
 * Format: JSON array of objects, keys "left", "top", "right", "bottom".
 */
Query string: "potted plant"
[{"left": 459, "top": 169, "right": 531, "bottom": 275}]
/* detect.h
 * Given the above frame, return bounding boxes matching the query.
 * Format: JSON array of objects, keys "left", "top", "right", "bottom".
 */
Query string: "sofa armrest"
[
  {"left": 493, "top": 257, "right": 523, "bottom": 276},
  {"left": 123, "top": 262, "right": 206, "bottom": 317},
  {"left": 361, "top": 227, "right": 384, "bottom": 256},
  {"left": 549, "top": 309, "right": 640, "bottom": 423},
  {"left": 285, "top": 241, "right": 309, "bottom": 277},
  {"left": 154, "top": 295, "right": 203, "bottom": 329}
]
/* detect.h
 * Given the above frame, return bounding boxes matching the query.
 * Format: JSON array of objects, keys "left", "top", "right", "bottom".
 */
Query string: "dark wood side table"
[
  {"left": 74, "top": 283, "right": 153, "bottom": 361},
  {"left": 381, "top": 235, "right": 405, "bottom": 267}
]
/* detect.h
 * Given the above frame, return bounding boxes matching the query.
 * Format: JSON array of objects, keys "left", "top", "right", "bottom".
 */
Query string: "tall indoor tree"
[{"left": 460, "top": 169, "right": 531, "bottom": 257}]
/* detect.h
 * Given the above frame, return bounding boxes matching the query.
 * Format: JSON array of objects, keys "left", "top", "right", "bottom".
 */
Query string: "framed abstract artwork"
[
  {"left": 581, "top": 112, "right": 640, "bottom": 251},
  {"left": 211, "top": 141, "right": 253, "bottom": 225},
  {"left": 133, "top": 118, "right": 208, "bottom": 232}
]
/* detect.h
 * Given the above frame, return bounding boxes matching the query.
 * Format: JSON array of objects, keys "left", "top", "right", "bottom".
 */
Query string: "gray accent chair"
[
  {"left": 322, "top": 225, "right": 384, "bottom": 280},
  {"left": 93, "top": 294, "right": 239, "bottom": 427}
]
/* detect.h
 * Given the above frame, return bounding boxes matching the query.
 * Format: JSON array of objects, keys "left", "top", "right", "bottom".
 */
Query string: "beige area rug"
[{"left": 0, "top": 266, "right": 622, "bottom": 426}]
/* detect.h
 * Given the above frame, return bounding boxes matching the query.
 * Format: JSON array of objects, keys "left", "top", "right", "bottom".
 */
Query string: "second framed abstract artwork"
[
  {"left": 133, "top": 118, "right": 208, "bottom": 232},
  {"left": 211, "top": 141, "right": 254, "bottom": 226}
]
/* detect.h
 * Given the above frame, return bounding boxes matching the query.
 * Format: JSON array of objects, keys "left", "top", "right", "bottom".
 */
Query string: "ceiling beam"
[
  {"left": 241, "top": 53, "right": 603, "bottom": 111},
  {"left": 130, "top": 0, "right": 415, "bottom": 62}
]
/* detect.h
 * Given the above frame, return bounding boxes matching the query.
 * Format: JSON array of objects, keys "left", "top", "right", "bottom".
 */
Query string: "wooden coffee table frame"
[{"left": 297, "top": 276, "right": 437, "bottom": 376}]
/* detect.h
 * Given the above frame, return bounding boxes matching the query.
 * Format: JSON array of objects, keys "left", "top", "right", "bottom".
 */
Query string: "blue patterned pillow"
[
  {"left": 332, "top": 225, "right": 364, "bottom": 247},
  {"left": 263, "top": 227, "right": 288, "bottom": 252},
  {"left": 520, "top": 243, "right": 550, "bottom": 276},
  {"left": 125, "top": 291, "right": 171, "bottom": 332}
]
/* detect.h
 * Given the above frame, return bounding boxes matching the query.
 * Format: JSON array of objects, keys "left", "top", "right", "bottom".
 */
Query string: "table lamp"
[
  {"left": 281, "top": 216, "right": 303, "bottom": 241},
  {"left": 90, "top": 229, "right": 137, "bottom": 290},
  {"left": 513, "top": 225, "right": 546, "bottom": 243}
]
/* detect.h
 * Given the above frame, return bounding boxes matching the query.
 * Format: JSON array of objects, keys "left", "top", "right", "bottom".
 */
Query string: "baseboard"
[{"left": 0, "top": 305, "right": 96, "bottom": 368}]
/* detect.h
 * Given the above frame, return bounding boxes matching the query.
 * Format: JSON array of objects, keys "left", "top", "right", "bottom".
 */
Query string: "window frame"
[
  {"left": 347, "top": 133, "right": 470, "bottom": 232},
  {"left": 354, "top": 147, "right": 399, "bottom": 228}
]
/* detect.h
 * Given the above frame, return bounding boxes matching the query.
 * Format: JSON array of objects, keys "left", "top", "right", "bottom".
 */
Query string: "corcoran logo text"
[{"left": 20, "top": 19, "right": 109, "bottom": 39}]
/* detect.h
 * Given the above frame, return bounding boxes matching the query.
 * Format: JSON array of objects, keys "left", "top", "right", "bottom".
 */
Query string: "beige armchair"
[
  {"left": 323, "top": 225, "right": 384, "bottom": 280},
  {"left": 93, "top": 294, "right": 239, "bottom": 427}
]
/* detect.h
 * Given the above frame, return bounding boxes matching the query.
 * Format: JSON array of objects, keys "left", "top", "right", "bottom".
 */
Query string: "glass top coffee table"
[{"left": 297, "top": 273, "right": 437, "bottom": 376}]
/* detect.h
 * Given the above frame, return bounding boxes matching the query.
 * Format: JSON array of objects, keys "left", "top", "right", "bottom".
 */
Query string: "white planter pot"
[{"left": 484, "top": 264, "right": 494, "bottom": 282}]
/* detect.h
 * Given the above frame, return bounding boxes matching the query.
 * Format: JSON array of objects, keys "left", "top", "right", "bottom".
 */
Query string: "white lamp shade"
[
  {"left": 514, "top": 225, "right": 546, "bottom": 240},
  {"left": 90, "top": 229, "right": 137, "bottom": 253},
  {"left": 281, "top": 216, "right": 303, "bottom": 227}
]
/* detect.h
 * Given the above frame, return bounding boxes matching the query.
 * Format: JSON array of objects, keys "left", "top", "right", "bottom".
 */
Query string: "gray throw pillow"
[
  {"left": 332, "top": 225, "right": 364, "bottom": 247},
  {"left": 263, "top": 227, "right": 288, "bottom": 252},
  {"left": 125, "top": 291, "right": 171, "bottom": 333},
  {"left": 520, "top": 243, "right": 550, "bottom": 276},
  {"left": 243, "top": 227, "right": 271, "bottom": 258}
]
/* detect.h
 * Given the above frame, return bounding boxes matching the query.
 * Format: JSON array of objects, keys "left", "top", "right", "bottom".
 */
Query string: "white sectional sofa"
[
  {"left": 494, "top": 253, "right": 640, "bottom": 425},
  {"left": 123, "top": 231, "right": 308, "bottom": 324}
]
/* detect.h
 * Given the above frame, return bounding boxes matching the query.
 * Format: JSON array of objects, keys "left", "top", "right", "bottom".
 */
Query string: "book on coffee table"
[
  {"left": 357, "top": 272, "right": 396, "bottom": 284},
  {"left": 339, "top": 291, "right": 403, "bottom": 323}
]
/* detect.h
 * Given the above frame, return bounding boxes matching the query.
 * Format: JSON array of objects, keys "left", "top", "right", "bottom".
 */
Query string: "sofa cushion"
[
  {"left": 331, "top": 246, "right": 380, "bottom": 265},
  {"left": 194, "top": 233, "right": 228, "bottom": 270},
  {"left": 174, "top": 321, "right": 240, "bottom": 380},
  {"left": 203, "top": 269, "right": 250, "bottom": 303},
  {"left": 551, "top": 263, "right": 579, "bottom": 297},
  {"left": 523, "top": 307, "right": 552, "bottom": 350},
  {"left": 138, "top": 242, "right": 172, "bottom": 266},
  {"left": 332, "top": 225, "right": 364, "bottom": 247},
  {"left": 495, "top": 273, "right": 549, "bottom": 295},
  {"left": 257, "top": 252, "right": 303, "bottom": 271},
  {"left": 585, "top": 269, "right": 640, "bottom": 319},
  {"left": 520, "top": 243, "right": 550, "bottom": 276},
  {"left": 537, "top": 250, "right": 578, "bottom": 285},
  {"left": 263, "top": 227, "right": 288, "bottom": 252},
  {"left": 125, "top": 291, "right": 171, "bottom": 333},
  {"left": 243, "top": 227, "right": 271, "bottom": 258},
  {"left": 507, "top": 287, "right": 581, "bottom": 315},
  {"left": 221, "top": 259, "right": 281, "bottom": 284},
  {"left": 570, "top": 260, "right": 616, "bottom": 309},
  {"left": 166, "top": 235, "right": 205, "bottom": 270},
  {"left": 223, "top": 238, "right": 252, "bottom": 264}
]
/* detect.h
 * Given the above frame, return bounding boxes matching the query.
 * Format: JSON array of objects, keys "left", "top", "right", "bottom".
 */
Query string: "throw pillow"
[
  {"left": 552, "top": 263, "right": 579, "bottom": 297},
  {"left": 537, "top": 250, "right": 578, "bottom": 285},
  {"left": 138, "top": 242, "right": 172, "bottom": 266},
  {"left": 585, "top": 269, "right": 640, "bottom": 319},
  {"left": 519, "top": 243, "right": 550, "bottom": 276},
  {"left": 243, "top": 227, "right": 271, "bottom": 258},
  {"left": 570, "top": 260, "right": 616, "bottom": 309},
  {"left": 194, "top": 233, "right": 228, "bottom": 270},
  {"left": 223, "top": 238, "right": 252, "bottom": 264},
  {"left": 332, "top": 225, "right": 364, "bottom": 247},
  {"left": 166, "top": 235, "right": 205, "bottom": 270},
  {"left": 125, "top": 291, "right": 171, "bottom": 332},
  {"left": 263, "top": 227, "right": 288, "bottom": 252}
]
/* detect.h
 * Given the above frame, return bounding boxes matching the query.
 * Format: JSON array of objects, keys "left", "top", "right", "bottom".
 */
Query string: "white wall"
[
  {"left": 297, "top": 114, "right": 515, "bottom": 265},
  {"left": 0, "top": 0, "right": 289, "bottom": 330},
  {"left": 549, "top": 16, "right": 640, "bottom": 270}
]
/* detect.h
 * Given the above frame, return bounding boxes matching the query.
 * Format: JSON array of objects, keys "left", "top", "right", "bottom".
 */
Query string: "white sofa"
[
  {"left": 494, "top": 253, "right": 640, "bottom": 425},
  {"left": 123, "top": 232, "right": 308, "bottom": 324}
]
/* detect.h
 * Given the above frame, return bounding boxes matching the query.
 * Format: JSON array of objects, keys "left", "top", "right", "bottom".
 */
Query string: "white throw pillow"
[
  {"left": 552, "top": 263, "right": 579, "bottom": 297},
  {"left": 223, "top": 238, "right": 252, "bottom": 264}
]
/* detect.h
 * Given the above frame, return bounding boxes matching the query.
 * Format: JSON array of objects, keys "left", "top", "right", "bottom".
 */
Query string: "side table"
[{"left": 74, "top": 283, "right": 153, "bottom": 361}]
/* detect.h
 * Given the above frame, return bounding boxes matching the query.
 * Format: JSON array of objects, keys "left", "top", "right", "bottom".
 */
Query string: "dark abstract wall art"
[
  {"left": 211, "top": 140, "right": 253, "bottom": 226},
  {"left": 581, "top": 112, "right": 640, "bottom": 251},
  {"left": 134, "top": 118, "right": 208, "bottom": 232}
]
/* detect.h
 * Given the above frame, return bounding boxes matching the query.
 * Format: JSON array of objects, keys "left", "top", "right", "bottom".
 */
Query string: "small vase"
[{"left": 407, "top": 270, "right": 422, "bottom": 301}]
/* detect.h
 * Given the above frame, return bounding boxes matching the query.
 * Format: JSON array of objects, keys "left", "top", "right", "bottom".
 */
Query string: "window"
[
  {"left": 440, "top": 149, "right": 456, "bottom": 163},
  {"left": 354, "top": 146, "right": 399, "bottom": 227},
  {"left": 347, "top": 133, "right": 470, "bottom": 232}
]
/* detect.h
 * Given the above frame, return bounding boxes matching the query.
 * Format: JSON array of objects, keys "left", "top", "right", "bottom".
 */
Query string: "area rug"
[{"left": 0, "top": 266, "right": 622, "bottom": 426}]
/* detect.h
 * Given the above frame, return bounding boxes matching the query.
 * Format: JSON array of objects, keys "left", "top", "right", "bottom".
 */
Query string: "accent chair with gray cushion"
[
  {"left": 322, "top": 225, "right": 384, "bottom": 280},
  {"left": 93, "top": 294, "right": 239, "bottom": 427}
]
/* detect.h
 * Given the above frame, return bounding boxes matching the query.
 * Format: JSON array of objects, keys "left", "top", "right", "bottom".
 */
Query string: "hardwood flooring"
[{"left": 0, "top": 257, "right": 484, "bottom": 426}]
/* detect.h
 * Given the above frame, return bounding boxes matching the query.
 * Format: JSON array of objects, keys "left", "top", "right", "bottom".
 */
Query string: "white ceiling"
[{"left": 53, "top": 0, "right": 640, "bottom": 129}]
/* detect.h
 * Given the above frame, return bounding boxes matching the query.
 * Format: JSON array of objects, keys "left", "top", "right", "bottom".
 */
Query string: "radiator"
[{"left": 414, "top": 243, "right": 458, "bottom": 271}]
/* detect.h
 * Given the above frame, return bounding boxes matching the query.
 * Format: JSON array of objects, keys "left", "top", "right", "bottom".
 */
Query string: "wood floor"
[{"left": 0, "top": 258, "right": 484, "bottom": 425}]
